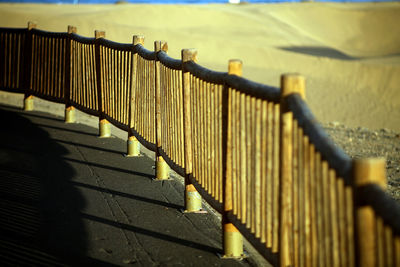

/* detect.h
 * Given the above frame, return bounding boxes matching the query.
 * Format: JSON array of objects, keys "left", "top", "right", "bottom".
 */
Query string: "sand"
[{"left": 0, "top": 2, "right": 399, "bottom": 131}]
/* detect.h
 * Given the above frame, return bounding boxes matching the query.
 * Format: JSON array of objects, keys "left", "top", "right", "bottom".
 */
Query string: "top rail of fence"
[
  {"left": 226, "top": 74, "right": 280, "bottom": 102},
  {"left": 98, "top": 37, "right": 133, "bottom": 51},
  {"left": 135, "top": 43, "right": 156, "bottom": 60},
  {"left": 70, "top": 32, "right": 95, "bottom": 44},
  {"left": 286, "top": 93, "right": 352, "bottom": 182},
  {"left": 158, "top": 50, "right": 182, "bottom": 70},
  {"left": 31, "top": 28, "right": 68, "bottom": 38},
  {"left": 358, "top": 184, "right": 400, "bottom": 235},
  {"left": 0, "top": 27, "right": 26, "bottom": 33},
  {"left": 184, "top": 60, "right": 226, "bottom": 85}
]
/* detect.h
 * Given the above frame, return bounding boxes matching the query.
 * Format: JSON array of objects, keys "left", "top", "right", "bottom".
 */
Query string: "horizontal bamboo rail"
[{"left": 0, "top": 23, "right": 399, "bottom": 266}]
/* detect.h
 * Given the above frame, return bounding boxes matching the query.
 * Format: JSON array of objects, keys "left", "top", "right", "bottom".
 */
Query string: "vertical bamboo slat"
[
  {"left": 42, "top": 36, "right": 48, "bottom": 96},
  {"left": 200, "top": 79, "right": 205, "bottom": 187},
  {"left": 297, "top": 128, "right": 304, "bottom": 267},
  {"left": 95, "top": 30, "right": 105, "bottom": 117},
  {"left": 329, "top": 169, "right": 339, "bottom": 267},
  {"left": 8, "top": 33, "right": 13, "bottom": 88},
  {"left": 309, "top": 144, "right": 318, "bottom": 267},
  {"left": 130, "top": 36, "right": 143, "bottom": 133},
  {"left": 231, "top": 88, "right": 238, "bottom": 215},
  {"left": 239, "top": 91, "right": 246, "bottom": 222},
  {"left": 191, "top": 74, "right": 198, "bottom": 181},
  {"left": 303, "top": 135, "right": 311, "bottom": 267},
  {"left": 315, "top": 152, "right": 325, "bottom": 267},
  {"left": 206, "top": 82, "right": 211, "bottom": 195},
  {"left": 215, "top": 82, "right": 220, "bottom": 198},
  {"left": 394, "top": 236, "right": 400, "bottom": 266},
  {"left": 254, "top": 98, "right": 262, "bottom": 238},
  {"left": 292, "top": 119, "right": 299, "bottom": 267},
  {"left": 272, "top": 103, "right": 280, "bottom": 253},
  {"left": 384, "top": 226, "right": 393, "bottom": 267},
  {"left": 337, "top": 177, "right": 347, "bottom": 267},
  {"left": 322, "top": 161, "right": 332, "bottom": 267},
  {"left": 261, "top": 100, "right": 269, "bottom": 245},
  {"left": 0, "top": 32, "right": 4, "bottom": 88},
  {"left": 235, "top": 89, "right": 241, "bottom": 219},
  {"left": 265, "top": 101, "right": 273, "bottom": 246},
  {"left": 354, "top": 158, "right": 386, "bottom": 267}
]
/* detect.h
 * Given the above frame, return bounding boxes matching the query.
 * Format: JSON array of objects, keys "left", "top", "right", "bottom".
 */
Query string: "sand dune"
[{"left": 0, "top": 2, "right": 399, "bottom": 131}]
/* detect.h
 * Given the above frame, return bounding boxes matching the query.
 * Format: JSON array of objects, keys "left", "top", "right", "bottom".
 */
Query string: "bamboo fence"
[{"left": 0, "top": 23, "right": 399, "bottom": 266}]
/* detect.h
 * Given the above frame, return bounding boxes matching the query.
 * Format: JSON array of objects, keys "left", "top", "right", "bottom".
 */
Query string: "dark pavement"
[{"left": 0, "top": 105, "right": 255, "bottom": 266}]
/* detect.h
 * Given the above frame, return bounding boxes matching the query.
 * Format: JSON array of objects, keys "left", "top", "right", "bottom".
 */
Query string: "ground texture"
[{"left": 324, "top": 122, "right": 400, "bottom": 202}]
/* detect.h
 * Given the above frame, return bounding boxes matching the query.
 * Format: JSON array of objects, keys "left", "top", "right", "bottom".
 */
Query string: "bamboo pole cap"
[
  {"left": 67, "top": 25, "right": 77, "bottom": 34},
  {"left": 281, "top": 73, "right": 306, "bottom": 99},
  {"left": 154, "top": 41, "right": 168, "bottom": 52},
  {"left": 186, "top": 184, "right": 197, "bottom": 192},
  {"left": 224, "top": 223, "right": 240, "bottom": 233},
  {"left": 133, "top": 35, "right": 144, "bottom": 45},
  {"left": 95, "top": 30, "right": 105, "bottom": 39},
  {"left": 27, "top": 21, "right": 37, "bottom": 30},
  {"left": 353, "top": 158, "right": 387, "bottom": 189},
  {"left": 182, "top": 49, "right": 198, "bottom": 63},
  {"left": 228, "top": 59, "right": 242, "bottom": 76}
]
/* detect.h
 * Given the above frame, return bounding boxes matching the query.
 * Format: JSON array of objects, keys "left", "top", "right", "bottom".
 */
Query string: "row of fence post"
[{"left": 18, "top": 22, "right": 398, "bottom": 266}]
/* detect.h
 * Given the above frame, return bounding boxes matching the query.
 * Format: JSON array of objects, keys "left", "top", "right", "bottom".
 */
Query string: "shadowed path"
[{"left": 0, "top": 105, "right": 253, "bottom": 266}]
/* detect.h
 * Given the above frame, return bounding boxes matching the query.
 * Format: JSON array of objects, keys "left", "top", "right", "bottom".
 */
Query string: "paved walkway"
[{"left": 0, "top": 105, "right": 255, "bottom": 266}]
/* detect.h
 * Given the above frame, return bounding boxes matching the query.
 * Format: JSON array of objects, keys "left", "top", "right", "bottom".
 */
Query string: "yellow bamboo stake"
[
  {"left": 279, "top": 73, "right": 305, "bottom": 267},
  {"left": 222, "top": 59, "right": 244, "bottom": 259},
  {"left": 65, "top": 25, "right": 77, "bottom": 123},
  {"left": 23, "top": 22, "right": 37, "bottom": 111},
  {"left": 154, "top": 41, "right": 170, "bottom": 179},
  {"left": 94, "top": 30, "right": 110, "bottom": 138},
  {"left": 182, "top": 48, "right": 203, "bottom": 212},
  {"left": 24, "top": 95, "right": 34, "bottom": 111},
  {"left": 125, "top": 36, "right": 144, "bottom": 157},
  {"left": 354, "top": 158, "right": 386, "bottom": 267},
  {"left": 126, "top": 134, "right": 140, "bottom": 157},
  {"left": 65, "top": 106, "right": 76, "bottom": 123}
]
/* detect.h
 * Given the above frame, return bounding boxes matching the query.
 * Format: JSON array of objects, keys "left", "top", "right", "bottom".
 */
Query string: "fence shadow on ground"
[{"left": 0, "top": 107, "right": 110, "bottom": 266}]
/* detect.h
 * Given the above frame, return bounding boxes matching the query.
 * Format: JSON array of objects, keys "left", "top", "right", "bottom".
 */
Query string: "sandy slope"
[{"left": 0, "top": 2, "right": 399, "bottom": 131}]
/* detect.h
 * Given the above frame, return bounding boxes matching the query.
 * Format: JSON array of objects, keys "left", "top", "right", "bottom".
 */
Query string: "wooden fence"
[{"left": 0, "top": 22, "right": 399, "bottom": 267}]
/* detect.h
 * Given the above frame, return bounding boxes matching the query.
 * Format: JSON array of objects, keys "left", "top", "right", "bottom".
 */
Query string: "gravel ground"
[{"left": 323, "top": 122, "right": 400, "bottom": 203}]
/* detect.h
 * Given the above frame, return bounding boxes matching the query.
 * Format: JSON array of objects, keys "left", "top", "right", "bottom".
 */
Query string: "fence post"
[
  {"left": 353, "top": 158, "right": 386, "bottom": 267},
  {"left": 279, "top": 73, "right": 305, "bottom": 267},
  {"left": 65, "top": 25, "right": 77, "bottom": 123},
  {"left": 222, "top": 59, "right": 244, "bottom": 258},
  {"left": 154, "top": 40, "right": 170, "bottom": 179},
  {"left": 23, "top": 21, "right": 36, "bottom": 111},
  {"left": 94, "top": 30, "right": 110, "bottom": 138},
  {"left": 182, "top": 49, "right": 202, "bottom": 212},
  {"left": 126, "top": 35, "right": 144, "bottom": 157}
]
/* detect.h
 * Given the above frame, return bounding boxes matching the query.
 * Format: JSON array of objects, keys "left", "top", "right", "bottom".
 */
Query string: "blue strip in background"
[{"left": 0, "top": 0, "right": 396, "bottom": 4}]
